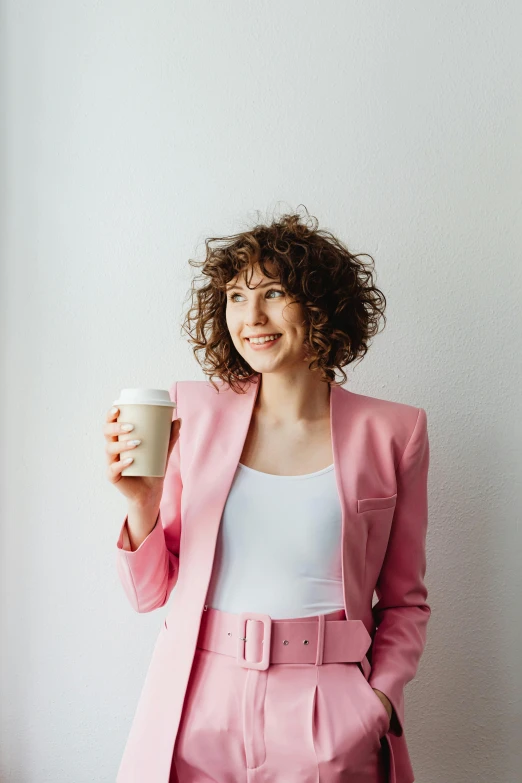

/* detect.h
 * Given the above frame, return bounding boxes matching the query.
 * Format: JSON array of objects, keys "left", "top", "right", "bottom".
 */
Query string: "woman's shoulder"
[
  {"left": 339, "top": 384, "right": 426, "bottom": 420},
  {"left": 173, "top": 377, "right": 255, "bottom": 408},
  {"left": 176, "top": 378, "right": 257, "bottom": 394}
]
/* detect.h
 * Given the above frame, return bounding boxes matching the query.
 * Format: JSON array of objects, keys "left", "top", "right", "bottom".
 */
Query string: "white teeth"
[{"left": 248, "top": 334, "right": 281, "bottom": 344}]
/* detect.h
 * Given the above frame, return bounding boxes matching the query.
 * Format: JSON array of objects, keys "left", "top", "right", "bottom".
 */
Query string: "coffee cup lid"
[{"left": 113, "top": 388, "right": 176, "bottom": 408}]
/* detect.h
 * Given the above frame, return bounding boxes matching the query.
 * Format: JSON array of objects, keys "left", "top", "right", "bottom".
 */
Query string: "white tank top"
[{"left": 204, "top": 461, "right": 344, "bottom": 619}]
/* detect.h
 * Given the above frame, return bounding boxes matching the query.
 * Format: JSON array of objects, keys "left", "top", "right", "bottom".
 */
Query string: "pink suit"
[{"left": 115, "top": 376, "right": 431, "bottom": 783}]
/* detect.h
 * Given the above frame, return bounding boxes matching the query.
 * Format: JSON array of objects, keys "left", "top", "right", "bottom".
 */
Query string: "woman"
[{"left": 105, "top": 208, "right": 431, "bottom": 783}]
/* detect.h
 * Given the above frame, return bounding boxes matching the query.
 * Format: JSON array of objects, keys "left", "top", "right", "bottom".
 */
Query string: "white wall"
[{"left": 1, "top": 2, "right": 521, "bottom": 781}]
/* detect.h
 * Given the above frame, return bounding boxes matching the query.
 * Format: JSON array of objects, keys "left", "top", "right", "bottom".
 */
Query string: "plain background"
[{"left": 1, "top": 2, "right": 521, "bottom": 781}]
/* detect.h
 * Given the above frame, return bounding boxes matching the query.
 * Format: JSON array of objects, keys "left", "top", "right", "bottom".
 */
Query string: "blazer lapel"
[
  {"left": 329, "top": 382, "right": 369, "bottom": 619},
  {"left": 174, "top": 377, "right": 262, "bottom": 614}
]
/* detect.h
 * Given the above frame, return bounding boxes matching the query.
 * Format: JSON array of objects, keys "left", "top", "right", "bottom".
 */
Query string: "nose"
[{"left": 243, "top": 297, "right": 268, "bottom": 326}]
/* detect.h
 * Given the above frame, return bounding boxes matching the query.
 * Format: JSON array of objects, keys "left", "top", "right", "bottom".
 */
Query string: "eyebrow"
[{"left": 226, "top": 280, "right": 281, "bottom": 293}]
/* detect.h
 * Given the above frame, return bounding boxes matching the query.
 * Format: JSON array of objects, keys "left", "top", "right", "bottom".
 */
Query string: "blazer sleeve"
[
  {"left": 115, "top": 380, "right": 182, "bottom": 613},
  {"left": 368, "top": 406, "right": 431, "bottom": 737}
]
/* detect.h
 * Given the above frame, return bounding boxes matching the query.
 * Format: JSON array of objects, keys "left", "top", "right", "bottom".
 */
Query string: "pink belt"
[{"left": 197, "top": 605, "right": 373, "bottom": 672}]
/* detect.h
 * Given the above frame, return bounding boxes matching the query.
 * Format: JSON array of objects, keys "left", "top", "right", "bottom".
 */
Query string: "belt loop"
[
  {"left": 314, "top": 614, "right": 325, "bottom": 666},
  {"left": 360, "top": 654, "right": 371, "bottom": 680}
]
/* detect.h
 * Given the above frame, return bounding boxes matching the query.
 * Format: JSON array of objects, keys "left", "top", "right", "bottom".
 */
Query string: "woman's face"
[{"left": 225, "top": 264, "right": 309, "bottom": 373}]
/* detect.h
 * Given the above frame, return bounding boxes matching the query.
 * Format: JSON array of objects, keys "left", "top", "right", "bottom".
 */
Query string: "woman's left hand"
[{"left": 372, "top": 688, "right": 393, "bottom": 728}]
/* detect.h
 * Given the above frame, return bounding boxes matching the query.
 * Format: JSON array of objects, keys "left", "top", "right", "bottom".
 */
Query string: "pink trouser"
[{"left": 170, "top": 608, "right": 389, "bottom": 783}]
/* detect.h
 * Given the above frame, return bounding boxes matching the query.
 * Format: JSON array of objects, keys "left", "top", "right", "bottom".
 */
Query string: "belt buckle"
[{"left": 236, "top": 612, "right": 272, "bottom": 670}]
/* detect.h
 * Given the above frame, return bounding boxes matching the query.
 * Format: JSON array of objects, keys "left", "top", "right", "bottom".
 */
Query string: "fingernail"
[{"left": 111, "top": 406, "right": 118, "bottom": 414}]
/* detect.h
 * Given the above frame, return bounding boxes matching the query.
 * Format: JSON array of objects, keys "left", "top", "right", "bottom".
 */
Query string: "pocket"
[
  {"left": 312, "top": 662, "right": 387, "bottom": 774},
  {"left": 357, "top": 493, "right": 397, "bottom": 513},
  {"left": 355, "top": 663, "right": 391, "bottom": 735}
]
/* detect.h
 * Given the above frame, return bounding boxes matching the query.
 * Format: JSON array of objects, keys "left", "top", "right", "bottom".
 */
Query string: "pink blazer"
[{"left": 115, "top": 376, "right": 431, "bottom": 783}]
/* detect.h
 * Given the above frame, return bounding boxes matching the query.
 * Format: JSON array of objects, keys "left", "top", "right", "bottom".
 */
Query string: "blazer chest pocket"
[{"left": 357, "top": 493, "right": 397, "bottom": 513}]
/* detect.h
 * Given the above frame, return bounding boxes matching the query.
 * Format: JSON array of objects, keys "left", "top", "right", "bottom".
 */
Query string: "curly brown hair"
[{"left": 181, "top": 205, "right": 387, "bottom": 394}]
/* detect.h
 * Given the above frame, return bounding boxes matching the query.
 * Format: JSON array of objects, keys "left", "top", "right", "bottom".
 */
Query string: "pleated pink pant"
[{"left": 170, "top": 609, "right": 389, "bottom": 783}]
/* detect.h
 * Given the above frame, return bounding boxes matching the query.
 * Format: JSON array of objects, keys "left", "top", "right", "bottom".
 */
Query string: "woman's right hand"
[{"left": 104, "top": 405, "right": 181, "bottom": 508}]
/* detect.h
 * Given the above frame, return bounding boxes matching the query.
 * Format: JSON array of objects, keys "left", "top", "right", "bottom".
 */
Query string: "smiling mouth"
[{"left": 245, "top": 333, "right": 282, "bottom": 344}]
